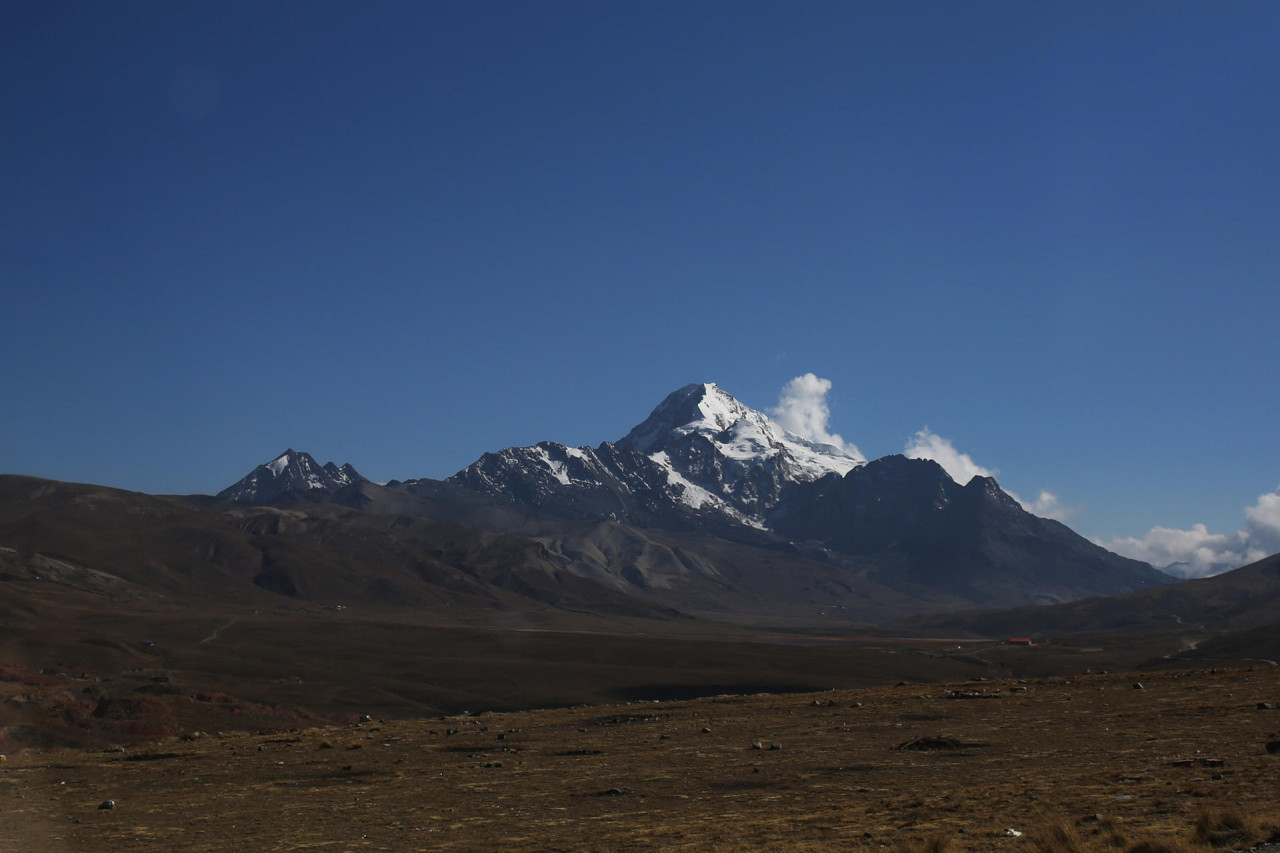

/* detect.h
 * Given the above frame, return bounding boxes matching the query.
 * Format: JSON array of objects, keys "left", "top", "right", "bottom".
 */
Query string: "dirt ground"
[{"left": 2, "top": 666, "right": 1278, "bottom": 852}]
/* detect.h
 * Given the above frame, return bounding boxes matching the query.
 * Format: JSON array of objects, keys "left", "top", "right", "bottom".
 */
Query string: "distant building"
[{"left": 1007, "top": 637, "right": 1034, "bottom": 646}]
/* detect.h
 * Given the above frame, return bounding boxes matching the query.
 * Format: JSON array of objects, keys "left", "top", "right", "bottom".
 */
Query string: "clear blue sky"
[{"left": 3, "top": 1, "right": 1278, "bottom": 559}]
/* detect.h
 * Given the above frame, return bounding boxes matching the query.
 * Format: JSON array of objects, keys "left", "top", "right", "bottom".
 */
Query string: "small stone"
[
  {"left": 1257, "top": 702, "right": 1276, "bottom": 710},
  {"left": 98, "top": 800, "right": 115, "bottom": 810},
  {"left": 1133, "top": 683, "right": 1144, "bottom": 690},
  {"left": 701, "top": 727, "right": 712, "bottom": 734}
]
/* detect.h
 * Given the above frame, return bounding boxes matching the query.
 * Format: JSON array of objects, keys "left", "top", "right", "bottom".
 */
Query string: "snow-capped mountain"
[
  {"left": 449, "top": 383, "right": 865, "bottom": 529},
  {"left": 213, "top": 383, "right": 1171, "bottom": 613},
  {"left": 437, "top": 382, "right": 1168, "bottom": 604},
  {"left": 218, "top": 449, "right": 364, "bottom": 504}
]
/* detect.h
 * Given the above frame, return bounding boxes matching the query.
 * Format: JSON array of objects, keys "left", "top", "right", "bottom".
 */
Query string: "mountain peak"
[
  {"left": 618, "top": 382, "right": 756, "bottom": 452},
  {"left": 218, "top": 449, "right": 364, "bottom": 504},
  {"left": 618, "top": 381, "right": 863, "bottom": 470}
]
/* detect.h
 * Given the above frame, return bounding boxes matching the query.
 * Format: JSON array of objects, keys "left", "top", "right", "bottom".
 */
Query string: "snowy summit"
[
  {"left": 618, "top": 382, "right": 864, "bottom": 480},
  {"left": 450, "top": 382, "right": 866, "bottom": 528}
]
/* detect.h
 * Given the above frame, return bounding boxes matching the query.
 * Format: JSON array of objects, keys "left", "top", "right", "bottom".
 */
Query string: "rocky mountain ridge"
[
  {"left": 213, "top": 383, "right": 1171, "bottom": 614},
  {"left": 217, "top": 449, "right": 363, "bottom": 504}
]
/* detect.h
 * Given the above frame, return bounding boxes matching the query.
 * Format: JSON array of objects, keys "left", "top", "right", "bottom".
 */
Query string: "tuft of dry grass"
[
  {"left": 1124, "top": 841, "right": 1196, "bottom": 853},
  {"left": 898, "top": 834, "right": 952, "bottom": 853},
  {"left": 1192, "top": 809, "right": 1260, "bottom": 849},
  {"left": 1031, "top": 817, "right": 1087, "bottom": 853}
]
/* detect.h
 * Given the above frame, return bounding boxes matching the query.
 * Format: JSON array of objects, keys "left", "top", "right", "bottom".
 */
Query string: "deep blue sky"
[{"left": 3, "top": 1, "right": 1278, "bottom": 560}]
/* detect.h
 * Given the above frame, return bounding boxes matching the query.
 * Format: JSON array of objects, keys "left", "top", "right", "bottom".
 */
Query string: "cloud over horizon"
[
  {"left": 1105, "top": 485, "right": 1280, "bottom": 577},
  {"left": 902, "top": 428, "right": 1079, "bottom": 522},
  {"left": 903, "top": 428, "right": 996, "bottom": 485},
  {"left": 770, "top": 374, "right": 864, "bottom": 459}
]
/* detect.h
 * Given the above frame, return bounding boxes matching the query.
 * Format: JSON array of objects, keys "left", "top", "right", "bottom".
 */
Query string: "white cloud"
[
  {"left": 902, "top": 428, "right": 1079, "bottom": 521},
  {"left": 1243, "top": 489, "right": 1280, "bottom": 553},
  {"left": 1104, "top": 484, "right": 1280, "bottom": 578},
  {"left": 903, "top": 428, "right": 995, "bottom": 485},
  {"left": 770, "top": 374, "right": 862, "bottom": 457},
  {"left": 1022, "top": 489, "right": 1080, "bottom": 523}
]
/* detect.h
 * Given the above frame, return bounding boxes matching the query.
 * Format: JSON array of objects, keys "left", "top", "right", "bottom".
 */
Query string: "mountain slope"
[
  {"left": 771, "top": 455, "right": 1170, "bottom": 606},
  {"left": 0, "top": 475, "right": 672, "bottom": 619},
  {"left": 892, "top": 550, "right": 1280, "bottom": 638}
]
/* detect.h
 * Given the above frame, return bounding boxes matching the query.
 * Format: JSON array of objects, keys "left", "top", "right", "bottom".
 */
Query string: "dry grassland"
[{"left": 2, "top": 667, "right": 1278, "bottom": 852}]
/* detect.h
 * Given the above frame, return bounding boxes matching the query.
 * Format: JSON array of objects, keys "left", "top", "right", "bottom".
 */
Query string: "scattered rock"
[
  {"left": 98, "top": 799, "right": 115, "bottom": 810},
  {"left": 318, "top": 740, "right": 335, "bottom": 750},
  {"left": 896, "top": 736, "right": 967, "bottom": 751},
  {"left": 592, "top": 788, "right": 626, "bottom": 797},
  {"left": 1133, "top": 683, "right": 1145, "bottom": 690},
  {"left": 1005, "top": 828, "right": 1022, "bottom": 837},
  {"left": 1172, "top": 757, "right": 1224, "bottom": 768},
  {"left": 1257, "top": 702, "right": 1276, "bottom": 710},
  {"left": 701, "top": 727, "right": 712, "bottom": 733}
]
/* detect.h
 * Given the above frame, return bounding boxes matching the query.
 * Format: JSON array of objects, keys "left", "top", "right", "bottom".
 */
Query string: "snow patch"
[
  {"left": 535, "top": 446, "right": 573, "bottom": 486},
  {"left": 266, "top": 453, "right": 291, "bottom": 477}
]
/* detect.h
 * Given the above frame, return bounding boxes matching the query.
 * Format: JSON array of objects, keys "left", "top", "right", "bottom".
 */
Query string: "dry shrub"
[
  {"left": 1097, "top": 818, "right": 1130, "bottom": 850},
  {"left": 1032, "top": 817, "right": 1086, "bottom": 853},
  {"left": 1125, "top": 840, "right": 1196, "bottom": 853},
  {"left": 898, "top": 834, "right": 952, "bottom": 853},
  {"left": 1192, "top": 809, "right": 1258, "bottom": 848}
]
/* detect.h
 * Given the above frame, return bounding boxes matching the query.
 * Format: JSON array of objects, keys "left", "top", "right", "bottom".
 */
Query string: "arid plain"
[{"left": 4, "top": 666, "right": 1278, "bottom": 853}]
